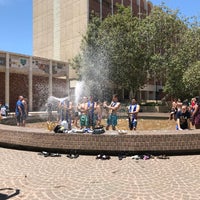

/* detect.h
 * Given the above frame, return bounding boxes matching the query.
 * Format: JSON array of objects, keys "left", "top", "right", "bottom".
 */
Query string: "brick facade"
[
  {"left": 0, "top": 72, "right": 67, "bottom": 112},
  {"left": 0, "top": 73, "right": 5, "bottom": 103},
  {"left": 0, "top": 51, "right": 69, "bottom": 112}
]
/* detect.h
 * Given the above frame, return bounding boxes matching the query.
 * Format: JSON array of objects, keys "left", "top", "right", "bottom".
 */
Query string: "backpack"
[
  {"left": 93, "top": 127, "right": 105, "bottom": 134},
  {"left": 54, "top": 125, "right": 65, "bottom": 133}
]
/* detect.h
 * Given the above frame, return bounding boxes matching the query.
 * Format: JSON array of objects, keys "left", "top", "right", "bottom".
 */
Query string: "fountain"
[{"left": 1, "top": 29, "right": 200, "bottom": 156}]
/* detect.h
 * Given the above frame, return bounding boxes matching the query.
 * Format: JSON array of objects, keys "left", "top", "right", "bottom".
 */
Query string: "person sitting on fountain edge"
[
  {"left": 104, "top": 94, "right": 121, "bottom": 131},
  {"left": 176, "top": 104, "right": 191, "bottom": 130}
]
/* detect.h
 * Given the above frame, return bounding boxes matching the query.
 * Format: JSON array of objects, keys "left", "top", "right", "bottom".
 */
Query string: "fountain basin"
[{"left": 0, "top": 124, "right": 200, "bottom": 155}]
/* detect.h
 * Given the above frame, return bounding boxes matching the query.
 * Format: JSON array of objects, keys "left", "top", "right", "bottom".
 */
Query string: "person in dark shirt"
[
  {"left": 15, "top": 96, "right": 25, "bottom": 126},
  {"left": 176, "top": 105, "right": 191, "bottom": 130}
]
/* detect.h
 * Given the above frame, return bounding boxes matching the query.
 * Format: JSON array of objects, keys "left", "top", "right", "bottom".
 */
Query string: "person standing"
[
  {"left": 22, "top": 97, "right": 28, "bottom": 126},
  {"left": 87, "top": 96, "right": 97, "bottom": 129},
  {"left": 77, "top": 96, "right": 89, "bottom": 129},
  {"left": 128, "top": 98, "right": 140, "bottom": 131},
  {"left": 94, "top": 100, "right": 103, "bottom": 127},
  {"left": 73, "top": 102, "right": 80, "bottom": 129},
  {"left": 15, "top": 96, "right": 25, "bottom": 126},
  {"left": 57, "top": 100, "right": 65, "bottom": 123},
  {"left": 104, "top": 94, "right": 121, "bottom": 131},
  {"left": 65, "top": 99, "right": 73, "bottom": 130},
  {"left": 45, "top": 102, "right": 53, "bottom": 121},
  {"left": 191, "top": 97, "right": 200, "bottom": 129}
]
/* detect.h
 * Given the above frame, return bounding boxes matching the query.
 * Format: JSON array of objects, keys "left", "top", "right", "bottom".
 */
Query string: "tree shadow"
[{"left": 0, "top": 188, "right": 20, "bottom": 200}]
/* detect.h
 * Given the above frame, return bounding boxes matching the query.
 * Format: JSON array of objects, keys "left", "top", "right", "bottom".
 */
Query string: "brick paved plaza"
[{"left": 1, "top": 147, "right": 200, "bottom": 200}]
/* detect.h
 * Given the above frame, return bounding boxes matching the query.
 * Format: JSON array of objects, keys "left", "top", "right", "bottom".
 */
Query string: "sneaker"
[
  {"left": 67, "top": 130, "right": 73, "bottom": 134},
  {"left": 143, "top": 155, "right": 150, "bottom": 160},
  {"left": 157, "top": 155, "right": 169, "bottom": 159},
  {"left": 71, "top": 154, "right": 79, "bottom": 159},
  {"left": 101, "top": 155, "right": 111, "bottom": 160},
  {"left": 131, "top": 155, "right": 140, "bottom": 160},
  {"left": 118, "top": 155, "right": 123, "bottom": 160},
  {"left": 96, "top": 154, "right": 102, "bottom": 159},
  {"left": 50, "top": 153, "right": 61, "bottom": 157},
  {"left": 41, "top": 151, "right": 50, "bottom": 157}
]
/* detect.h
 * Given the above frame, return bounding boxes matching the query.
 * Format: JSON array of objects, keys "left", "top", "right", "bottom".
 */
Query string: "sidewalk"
[{"left": 1, "top": 147, "right": 200, "bottom": 200}]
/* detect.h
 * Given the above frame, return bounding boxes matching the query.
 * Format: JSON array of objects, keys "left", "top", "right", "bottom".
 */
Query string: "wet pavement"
[{"left": 1, "top": 147, "right": 200, "bottom": 200}]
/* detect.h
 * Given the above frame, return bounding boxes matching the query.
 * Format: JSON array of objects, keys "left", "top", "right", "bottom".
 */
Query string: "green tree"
[
  {"left": 183, "top": 61, "right": 200, "bottom": 96},
  {"left": 140, "top": 5, "right": 200, "bottom": 100},
  {"left": 98, "top": 5, "right": 149, "bottom": 98},
  {"left": 71, "top": 4, "right": 200, "bottom": 101},
  {"left": 72, "top": 5, "right": 149, "bottom": 99}
]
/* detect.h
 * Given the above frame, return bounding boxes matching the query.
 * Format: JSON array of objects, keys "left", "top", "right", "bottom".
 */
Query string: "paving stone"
[{"left": 1, "top": 148, "right": 200, "bottom": 199}]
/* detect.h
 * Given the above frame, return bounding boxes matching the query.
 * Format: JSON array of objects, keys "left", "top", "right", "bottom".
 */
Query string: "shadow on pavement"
[{"left": 0, "top": 188, "right": 20, "bottom": 200}]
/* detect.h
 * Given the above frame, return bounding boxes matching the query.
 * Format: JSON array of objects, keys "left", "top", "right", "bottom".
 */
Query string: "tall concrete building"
[
  {"left": 33, "top": 0, "right": 152, "bottom": 80},
  {"left": 0, "top": 1, "right": 157, "bottom": 112},
  {"left": 33, "top": 0, "right": 162, "bottom": 101}
]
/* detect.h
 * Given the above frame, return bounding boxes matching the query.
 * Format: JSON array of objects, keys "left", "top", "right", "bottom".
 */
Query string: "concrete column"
[
  {"left": 139, "top": 0, "right": 141, "bottom": 19},
  {"left": 29, "top": 57, "right": 33, "bottom": 111},
  {"left": 130, "top": 0, "right": 133, "bottom": 16},
  {"left": 87, "top": 0, "right": 89, "bottom": 22},
  {"left": 146, "top": 0, "right": 148, "bottom": 15},
  {"left": 111, "top": 0, "right": 113, "bottom": 16},
  {"left": 49, "top": 60, "right": 53, "bottom": 97},
  {"left": 5, "top": 52, "right": 9, "bottom": 107},
  {"left": 100, "top": 0, "right": 102, "bottom": 21},
  {"left": 66, "top": 64, "right": 70, "bottom": 97}
]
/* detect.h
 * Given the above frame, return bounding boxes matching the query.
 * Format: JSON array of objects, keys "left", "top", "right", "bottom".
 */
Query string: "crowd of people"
[
  {"left": 169, "top": 97, "right": 200, "bottom": 130},
  {"left": 2, "top": 94, "right": 199, "bottom": 132},
  {"left": 50, "top": 94, "right": 122, "bottom": 132},
  {"left": 46, "top": 94, "right": 141, "bottom": 132},
  {"left": 51, "top": 94, "right": 200, "bottom": 132}
]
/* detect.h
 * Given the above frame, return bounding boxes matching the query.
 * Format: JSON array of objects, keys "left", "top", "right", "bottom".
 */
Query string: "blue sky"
[
  {"left": 0, "top": 0, "right": 32, "bottom": 55},
  {"left": 150, "top": 0, "right": 200, "bottom": 18},
  {"left": 0, "top": 0, "right": 199, "bottom": 56}
]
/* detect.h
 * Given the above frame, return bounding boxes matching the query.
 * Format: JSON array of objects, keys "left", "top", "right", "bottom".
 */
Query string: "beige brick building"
[
  {"left": 33, "top": 0, "right": 90, "bottom": 80},
  {"left": 33, "top": 0, "right": 153, "bottom": 79}
]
